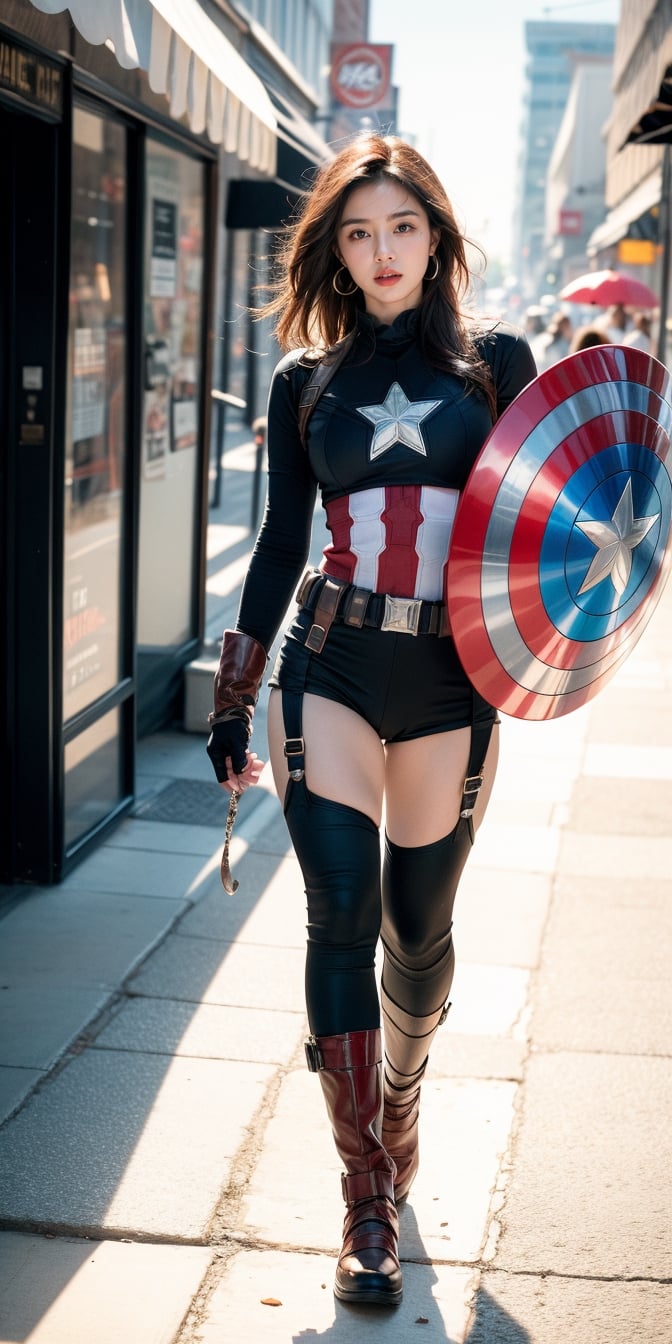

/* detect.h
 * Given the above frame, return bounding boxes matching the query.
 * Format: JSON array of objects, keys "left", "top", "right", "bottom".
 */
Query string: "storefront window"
[
  {"left": 64, "top": 708, "right": 121, "bottom": 850},
  {"left": 63, "top": 107, "right": 127, "bottom": 723},
  {"left": 226, "top": 228, "right": 253, "bottom": 408},
  {"left": 224, "top": 231, "right": 277, "bottom": 425},
  {"left": 137, "top": 139, "right": 205, "bottom": 646},
  {"left": 253, "top": 238, "right": 278, "bottom": 415}
]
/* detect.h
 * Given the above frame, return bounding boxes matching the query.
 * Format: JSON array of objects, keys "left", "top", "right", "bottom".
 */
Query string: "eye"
[
  {"left": 395, "top": 221, "right": 414, "bottom": 233},
  {"left": 349, "top": 228, "right": 368, "bottom": 240}
]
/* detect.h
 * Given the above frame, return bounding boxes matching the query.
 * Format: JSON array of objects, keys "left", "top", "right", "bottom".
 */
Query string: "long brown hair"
[{"left": 261, "top": 133, "right": 496, "bottom": 414}]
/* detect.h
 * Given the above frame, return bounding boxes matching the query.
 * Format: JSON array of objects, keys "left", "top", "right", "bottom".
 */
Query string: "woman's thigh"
[
  {"left": 268, "top": 689, "right": 386, "bottom": 824},
  {"left": 384, "top": 724, "right": 500, "bottom": 847}
]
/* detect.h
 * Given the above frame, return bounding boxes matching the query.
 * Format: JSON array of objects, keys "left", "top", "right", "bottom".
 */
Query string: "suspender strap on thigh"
[
  {"left": 459, "top": 723, "right": 491, "bottom": 819},
  {"left": 458, "top": 699, "right": 498, "bottom": 841},
  {"left": 282, "top": 689, "right": 305, "bottom": 781}
]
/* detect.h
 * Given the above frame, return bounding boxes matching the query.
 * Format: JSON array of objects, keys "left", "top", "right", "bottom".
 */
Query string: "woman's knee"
[
  {"left": 285, "top": 784, "right": 383, "bottom": 949},
  {"left": 381, "top": 825, "right": 473, "bottom": 965}
]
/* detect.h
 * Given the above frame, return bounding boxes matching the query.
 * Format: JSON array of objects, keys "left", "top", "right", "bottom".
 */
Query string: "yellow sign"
[{"left": 618, "top": 238, "right": 658, "bottom": 266}]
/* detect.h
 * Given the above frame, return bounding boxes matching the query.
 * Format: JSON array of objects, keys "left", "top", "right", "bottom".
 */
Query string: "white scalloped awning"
[{"left": 30, "top": 0, "right": 277, "bottom": 173}]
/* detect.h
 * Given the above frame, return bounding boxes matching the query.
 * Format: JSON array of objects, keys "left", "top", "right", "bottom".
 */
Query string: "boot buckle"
[
  {"left": 304, "top": 1036, "right": 324, "bottom": 1071},
  {"left": 438, "top": 1000, "right": 452, "bottom": 1026}
]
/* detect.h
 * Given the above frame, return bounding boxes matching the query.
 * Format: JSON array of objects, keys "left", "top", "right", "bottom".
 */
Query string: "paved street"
[{"left": 0, "top": 422, "right": 670, "bottom": 1343}]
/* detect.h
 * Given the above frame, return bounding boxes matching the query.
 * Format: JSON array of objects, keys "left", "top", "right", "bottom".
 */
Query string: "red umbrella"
[{"left": 559, "top": 268, "right": 658, "bottom": 309}]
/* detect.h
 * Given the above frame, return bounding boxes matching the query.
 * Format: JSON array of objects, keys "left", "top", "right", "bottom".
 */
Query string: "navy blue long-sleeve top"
[{"left": 236, "top": 309, "right": 537, "bottom": 650}]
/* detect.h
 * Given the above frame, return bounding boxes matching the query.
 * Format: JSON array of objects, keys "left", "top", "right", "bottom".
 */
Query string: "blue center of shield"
[{"left": 539, "top": 444, "right": 671, "bottom": 641}]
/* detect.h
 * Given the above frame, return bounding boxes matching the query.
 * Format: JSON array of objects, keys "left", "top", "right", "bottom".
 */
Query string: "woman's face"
[{"left": 335, "top": 177, "right": 439, "bottom": 324}]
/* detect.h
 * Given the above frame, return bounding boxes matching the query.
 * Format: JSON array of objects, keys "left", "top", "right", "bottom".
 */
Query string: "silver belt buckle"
[{"left": 381, "top": 594, "right": 422, "bottom": 635}]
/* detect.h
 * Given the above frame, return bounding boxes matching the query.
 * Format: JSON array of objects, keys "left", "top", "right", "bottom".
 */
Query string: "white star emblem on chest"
[{"left": 356, "top": 382, "right": 442, "bottom": 460}]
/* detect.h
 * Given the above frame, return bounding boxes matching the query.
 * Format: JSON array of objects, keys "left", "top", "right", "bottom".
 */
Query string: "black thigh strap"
[
  {"left": 458, "top": 701, "right": 498, "bottom": 842},
  {"left": 283, "top": 680, "right": 495, "bottom": 829},
  {"left": 460, "top": 721, "right": 491, "bottom": 818},
  {"left": 282, "top": 689, "right": 306, "bottom": 781}
]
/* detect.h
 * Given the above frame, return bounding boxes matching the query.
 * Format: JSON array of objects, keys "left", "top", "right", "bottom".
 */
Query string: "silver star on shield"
[
  {"left": 576, "top": 477, "right": 659, "bottom": 597},
  {"left": 357, "top": 382, "right": 442, "bottom": 460}
]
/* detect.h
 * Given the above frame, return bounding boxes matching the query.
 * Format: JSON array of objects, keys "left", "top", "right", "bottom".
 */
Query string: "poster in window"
[
  {"left": 172, "top": 397, "right": 197, "bottom": 452},
  {"left": 150, "top": 197, "right": 177, "bottom": 298},
  {"left": 142, "top": 336, "right": 172, "bottom": 477},
  {"left": 71, "top": 327, "right": 106, "bottom": 442},
  {"left": 171, "top": 353, "right": 197, "bottom": 452}
]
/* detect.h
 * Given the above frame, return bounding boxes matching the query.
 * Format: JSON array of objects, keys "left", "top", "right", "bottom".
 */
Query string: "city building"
[
  {"left": 588, "top": 0, "right": 672, "bottom": 360},
  {"left": 544, "top": 54, "right": 614, "bottom": 290},
  {"left": 514, "top": 19, "right": 615, "bottom": 300},
  {"left": 0, "top": 0, "right": 333, "bottom": 885},
  {"left": 326, "top": 0, "right": 398, "bottom": 144}
]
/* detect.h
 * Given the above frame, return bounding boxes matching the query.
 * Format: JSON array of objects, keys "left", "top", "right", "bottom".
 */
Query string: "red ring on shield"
[{"left": 448, "top": 345, "right": 672, "bottom": 720}]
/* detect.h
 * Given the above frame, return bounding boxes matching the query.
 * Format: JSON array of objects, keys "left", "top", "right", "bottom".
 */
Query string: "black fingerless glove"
[{"left": 206, "top": 711, "right": 251, "bottom": 780}]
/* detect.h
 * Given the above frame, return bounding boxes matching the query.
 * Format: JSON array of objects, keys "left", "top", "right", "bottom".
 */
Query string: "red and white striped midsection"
[{"left": 321, "top": 484, "right": 460, "bottom": 600}]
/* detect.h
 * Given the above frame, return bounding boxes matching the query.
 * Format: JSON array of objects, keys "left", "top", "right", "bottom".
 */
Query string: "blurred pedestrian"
[
  {"left": 530, "top": 311, "right": 573, "bottom": 371},
  {"left": 205, "top": 132, "right": 536, "bottom": 1308},
  {"left": 569, "top": 325, "right": 608, "bottom": 353},
  {"left": 622, "top": 312, "right": 652, "bottom": 352},
  {"left": 599, "top": 302, "right": 630, "bottom": 343},
  {"left": 524, "top": 304, "right": 545, "bottom": 339}
]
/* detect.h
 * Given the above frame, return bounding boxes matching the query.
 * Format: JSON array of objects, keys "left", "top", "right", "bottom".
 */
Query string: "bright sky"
[{"left": 369, "top": 0, "right": 621, "bottom": 268}]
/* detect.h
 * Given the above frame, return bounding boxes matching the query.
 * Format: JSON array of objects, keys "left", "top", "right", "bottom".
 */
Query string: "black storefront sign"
[{"left": 0, "top": 32, "right": 62, "bottom": 117}]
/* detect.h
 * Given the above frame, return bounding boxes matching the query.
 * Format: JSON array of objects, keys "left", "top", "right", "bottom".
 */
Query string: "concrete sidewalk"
[{"left": 0, "top": 426, "right": 670, "bottom": 1343}]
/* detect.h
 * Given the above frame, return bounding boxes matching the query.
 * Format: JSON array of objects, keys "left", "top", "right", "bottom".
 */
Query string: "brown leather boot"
[
  {"left": 305, "top": 1029, "right": 402, "bottom": 1307},
  {"left": 381, "top": 987, "right": 451, "bottom": 1203}
]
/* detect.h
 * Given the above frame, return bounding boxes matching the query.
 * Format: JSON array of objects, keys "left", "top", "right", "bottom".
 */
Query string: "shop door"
[
  {"left": 0, "top": 105, "right": 61, "bottom": 885},
  {"left": 0, "top": 106, "right": 14, "bottom": 885}
]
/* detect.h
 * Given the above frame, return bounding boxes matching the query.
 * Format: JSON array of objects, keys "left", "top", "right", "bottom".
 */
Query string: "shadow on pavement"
[
  {"left": 285, "top": 1203, "right": 532, "bottom": 1342},
  {"left": 466, "top": 1285, "right": 531, "bottom": 1342}
]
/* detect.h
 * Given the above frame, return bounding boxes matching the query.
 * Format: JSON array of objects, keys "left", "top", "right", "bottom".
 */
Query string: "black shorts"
[{"left": 268, "top": 604, "right": 496, "bottom": 743}]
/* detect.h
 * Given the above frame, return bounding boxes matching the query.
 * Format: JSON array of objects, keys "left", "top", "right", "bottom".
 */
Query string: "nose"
[{"left": 374, "top": 235, "right": 395, "bottom": 262}]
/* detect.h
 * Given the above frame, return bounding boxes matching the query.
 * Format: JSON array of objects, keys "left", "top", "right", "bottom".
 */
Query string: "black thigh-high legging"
[{"left": 283, "top": 780, "right": 474, "bottom": 1036}]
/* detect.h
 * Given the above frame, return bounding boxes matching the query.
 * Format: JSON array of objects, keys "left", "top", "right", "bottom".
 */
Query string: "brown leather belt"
[{"left": 296, "top": 569, "right": 450, "bottom": 654}]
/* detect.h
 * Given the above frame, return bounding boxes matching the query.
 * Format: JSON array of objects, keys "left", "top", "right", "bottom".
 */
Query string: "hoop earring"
[
  {"left": 425, "top": 255, "right": 440, "bottom": 281},
  {"left": 332, "top": 265, "right": 358, "bottom": 296}
]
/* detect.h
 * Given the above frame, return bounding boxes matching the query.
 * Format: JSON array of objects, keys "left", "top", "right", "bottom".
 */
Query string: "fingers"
[
  {"left": 206, "top": 717, "right": 251, "bottom": 783},
  {"left": 218, "top": 752, "right": 266, "bottom": 794}
]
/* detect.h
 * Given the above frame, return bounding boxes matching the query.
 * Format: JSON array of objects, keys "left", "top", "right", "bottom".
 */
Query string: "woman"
[{"left": 207, "top": 134, "right": 536, "bottom": 1308}]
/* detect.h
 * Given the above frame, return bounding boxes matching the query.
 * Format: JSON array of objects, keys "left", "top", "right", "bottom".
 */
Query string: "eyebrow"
[{"left": 339, "top": 208, "right": 422, "bottom": 227}]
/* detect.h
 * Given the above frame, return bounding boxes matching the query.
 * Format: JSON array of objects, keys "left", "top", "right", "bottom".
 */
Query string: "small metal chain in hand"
[{"left": 220, "top": 789, "right": 240, "bottom": 894}]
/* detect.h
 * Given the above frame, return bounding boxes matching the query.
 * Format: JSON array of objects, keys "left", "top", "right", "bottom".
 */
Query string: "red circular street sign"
[{"left": 330, "top": 44, "right": 390, "bottom": 109}]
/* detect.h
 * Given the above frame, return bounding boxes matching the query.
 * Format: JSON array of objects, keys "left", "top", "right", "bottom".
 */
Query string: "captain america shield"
[{"left": 447, "top": 344, "right": 672, "bottom": 720}]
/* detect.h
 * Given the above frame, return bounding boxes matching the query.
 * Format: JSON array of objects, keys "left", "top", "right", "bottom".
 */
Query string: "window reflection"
[
  {"left": 63, "top": 108, "right": 126, "bottom": 722},
  {"left": 137, "top": 141, "right": 205, "bottom": 647},
  {"left": 64, "top": 708, "right": 121, "bottom": 851}
]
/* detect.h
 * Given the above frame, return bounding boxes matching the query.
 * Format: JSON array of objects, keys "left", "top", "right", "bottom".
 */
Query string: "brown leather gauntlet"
[
  {"left": 207, "top": 631, "right": 268, "bottom": 783},
  {"left": 209, "top": 629, "right": 267, "bottom": 724}
]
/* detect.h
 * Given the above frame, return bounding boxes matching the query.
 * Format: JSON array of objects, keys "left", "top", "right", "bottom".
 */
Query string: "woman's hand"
[{"left": 219, "top": 750, "right": 266, "bottom": 795}]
